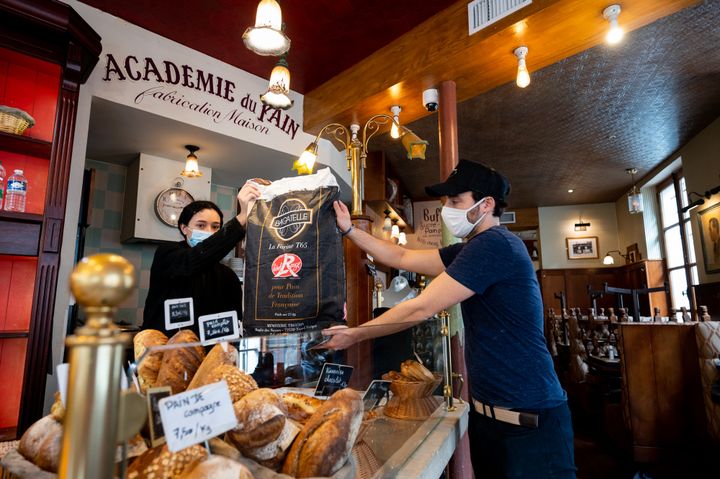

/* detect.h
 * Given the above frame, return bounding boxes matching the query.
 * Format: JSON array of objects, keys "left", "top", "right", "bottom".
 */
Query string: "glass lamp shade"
[
  {"left": 401, "top": 129, "right": 429, "bottom": 160},
  {"left": 603, "top": 254, "right": 615, "bottom": 265},
  {"left": 243, "top": 0, "right": 290, "bottom": 56},
  {"left": 383, "top": 215, "right": 392, "bottom": 231},
  {"left": 391, "top": 224, "right": 400, "bottom": 239},
  {"left": 181, "top": 154, "right": 202, "bottom": 177},
  {"left": 627, "top": 191, "right": 643, "bottom": 214},
  {"left": 574, "top": 222, "right": 589, "bottom": 232},
  {"left": 292, "top": 142, "right": 317, "bottom": 175},
  {"left": 390, "top": 120, "right": 400, "bottom": 139},
  {"left": 261, "top": 59, "right": 293, "bottom": 110},
  {"left": 398, "top": 232, "right": 407, "bottom": 245}
]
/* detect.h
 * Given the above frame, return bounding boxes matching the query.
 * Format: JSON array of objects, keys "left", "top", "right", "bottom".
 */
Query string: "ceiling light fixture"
[
  {"left": 603, "top": 4, "right": 624, "bottom": 45},
  {"left": 261, "top": 55, "right": 293, "bottom": 110},
  {"left": 398, "top": 228, "right": 408, "bottom": 246},
  {"left": 382, "top": 210, "right": 392, "bottom": 231},
  {"left": 181, "top": 145, "right": 202, "bottom": 177},
  {"left": 568, "top": 189, "right": 574, "bottom": 193},
  {"left": 514, "top": 46, "right": 530, "bottom": 88},
  {"left": 391, "top": 219, "right": 400, "bottom": 239},
  {"left": 626, "top": 167, "right": 643, "bottom": 214},
  {"left": 243, "top": 0, "right": 291, "bottom": 56},
  {"left": 390, "top": 106, "right": 402, "bottom": 139},
  {"left": 603, "top": 249, "right": 627, "bottom": 265}
]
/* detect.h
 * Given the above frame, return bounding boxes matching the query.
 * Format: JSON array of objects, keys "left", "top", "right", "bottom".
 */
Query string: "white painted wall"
[{"left": 538, "top": 203, "right": 620, "bottom": 269}]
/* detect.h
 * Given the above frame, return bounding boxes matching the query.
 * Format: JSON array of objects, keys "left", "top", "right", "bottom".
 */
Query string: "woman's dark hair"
[
  {"left": 177, "top": 200, "right": 224, "bottom": 238},
  {"left": 471, "top": 191, "right": 508, "bottom": 217}
]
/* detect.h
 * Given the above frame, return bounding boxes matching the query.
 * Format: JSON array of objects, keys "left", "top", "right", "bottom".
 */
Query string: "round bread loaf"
[
  {"left": 281, "top": 388, "right": 363, "bottom": 478},
  {"left": 133, "top": 329, "right": 169, "bottom": 393},
  {"left": 180, "top": 455, "right": 255, "bottom": 478},
  {"left": 127, "top": 444, "right": 207, "bottom": 479},
  {"left": 18, "top": 415, "right": 62, "bottom": 472},
  {"left": 281, "top": 392, "right": 323, "bottom": 424},
  {"left": 194, "top": 364, "right": 257, "bottom": 403},
  {"left": 241, "top": 418, "right": 300, "bottom": 471},
  {"left": 226, "top": 388, "right": 287, "bottom": 451},
  {"left": 155, "top": 330, "right": 204, "bottom": 394},
  {"left": 187, "top": 343, "right": 238, "bottom": 390}
]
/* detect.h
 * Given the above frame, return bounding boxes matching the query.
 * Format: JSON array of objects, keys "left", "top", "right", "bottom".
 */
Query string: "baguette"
[
  {"left": 155, "top": 330, "right": 204, "bottom": 394},
  {"left": 281, "top": 388, "right": 363, "bottom": 478},
  {"left": 187, "top": 343, "right": 238, "bottom": 390},
  {"left": 134, "top": 329, "right": 169, "bottom": 393}
]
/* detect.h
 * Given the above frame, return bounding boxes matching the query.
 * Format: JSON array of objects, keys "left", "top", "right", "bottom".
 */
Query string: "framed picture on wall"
[
  {"left": 697, "top": 202, "right": 720, "bottom": 274},
  {"left": 566, "top": 236, "right": 599, "bottom": 260}
]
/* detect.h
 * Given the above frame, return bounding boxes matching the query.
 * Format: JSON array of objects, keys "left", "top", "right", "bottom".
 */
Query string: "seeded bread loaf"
[
  {"left": 187, "top": 343, "right": 238, "bottom": 390},
  {"left": 191, "top": 364, "right": 257, "bottom": 403},
  {"left": 180, "top": 455, "right": 255, "bottom": 479},
  {"left": 127, "top": 444, "right": 207, "bottom": 479}
]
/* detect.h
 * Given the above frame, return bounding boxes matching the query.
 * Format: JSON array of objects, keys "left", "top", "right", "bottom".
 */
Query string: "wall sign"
[
  {"left": 164, "top": 297, "right": 194, "bottom": 331},
  {"left": 198, "top": 311, "right": 241, "bottom": 346},
  {"left": 158, "top": 380, "right": 237, "bottom": 452},
  {"left": 413, "top": 200, "right": 443, "bottom": 248},
  {"left": 314, "top": 362, "right": 353, "bottom": 397},
  {"left": 146, "top": 386, "right": 172, "bottom": 447}
]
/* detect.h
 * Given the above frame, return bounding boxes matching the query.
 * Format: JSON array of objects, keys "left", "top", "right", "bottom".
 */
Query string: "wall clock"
[{"left": 154, "top": 182, "right": 194, "bottom": 227}]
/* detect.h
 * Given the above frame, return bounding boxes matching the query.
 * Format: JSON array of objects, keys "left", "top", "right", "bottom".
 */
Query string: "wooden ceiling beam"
[{"left": 303, "top": 0, "right": 700, "bottom": 135}]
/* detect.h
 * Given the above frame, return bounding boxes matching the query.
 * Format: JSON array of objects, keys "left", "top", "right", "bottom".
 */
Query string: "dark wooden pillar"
[
  {"left": 439, "top": 80, "right": 474, "bottom": 479},
  {"left": 343, "top": 215, "right": 373, "bottom": 388}
]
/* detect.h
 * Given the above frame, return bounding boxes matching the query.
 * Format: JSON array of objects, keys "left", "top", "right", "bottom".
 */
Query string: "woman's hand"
[
  {"left": 237, "top": 180, "right": 268, "bottom": 226},
  {"left": 319, "top": 325, "right": 360, "bottom": 350},
  {"left": 333, "top": 201, "right": 352, "bottom": 233}
]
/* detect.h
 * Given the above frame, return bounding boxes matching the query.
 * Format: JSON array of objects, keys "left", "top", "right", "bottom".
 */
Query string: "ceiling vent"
[
  {"left": 500, "top": 211, "right": 516, "bottom": 224},
  {"left": 468, "top": 0, "right": 533, "bottom": 35}
]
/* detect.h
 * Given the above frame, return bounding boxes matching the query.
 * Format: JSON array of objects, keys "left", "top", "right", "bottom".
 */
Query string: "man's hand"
[
  {"left": 333, "top": 201, "right": 352, "bottom": 233},
  {"left": 319, "top": 325, "right": 360, "bottom": 350},
  {"left": 237, "top": 180, "right": 267, "bottom": 226}
]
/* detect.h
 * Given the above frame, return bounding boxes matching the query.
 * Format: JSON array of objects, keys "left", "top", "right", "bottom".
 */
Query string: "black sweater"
[{"left": 142, "top": 217, "right": 245, "bottom": 337}]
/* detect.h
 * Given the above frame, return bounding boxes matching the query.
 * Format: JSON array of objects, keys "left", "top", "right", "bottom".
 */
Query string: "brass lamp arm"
[
  {"left": 362, "top": 113, "right": 399, "bottom": 152},
  {"left": 316, "top": 122, "right": 352, "bottom": 151}
]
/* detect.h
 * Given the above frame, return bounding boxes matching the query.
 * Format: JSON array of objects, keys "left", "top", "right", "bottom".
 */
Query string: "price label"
[
  {"left": 314, "top": 362, "right": 353, "bottom": 397},
  {"left": 164, "top": 297, "right": 194, "bottom": 331},
  {"left": 158, "top": 380, "right": 237, "bottom": 452},
  {"left": 146, "top": 386, "right": 172, "bottom": 447},
  {"left": 198, "top": 311, "right": 241, "bottom": 346},
  {"left": 362, "top": 380, "right": 391, "bottom": 410}
]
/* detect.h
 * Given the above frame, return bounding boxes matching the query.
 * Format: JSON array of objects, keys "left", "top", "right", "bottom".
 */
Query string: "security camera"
[{"left": 422, "top": 88, "right": 439, "bottom": 112}]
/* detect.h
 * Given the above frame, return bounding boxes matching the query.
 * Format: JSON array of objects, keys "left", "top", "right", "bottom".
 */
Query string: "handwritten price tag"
[
  {"left": 198, "top": 311, "right": 241, "bottom": 346},
  {"left": 158, "top": 380, "right": 237, "bottom": 452},
  {"left": 164, "top": 297, "right": 194, "bottom": 331},
  {"left": 314, "top": 362, "right": 353, "bottom": 397}
]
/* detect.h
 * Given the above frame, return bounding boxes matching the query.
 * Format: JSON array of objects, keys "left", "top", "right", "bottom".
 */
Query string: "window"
[{"left": 657, "top": 171, "right": 697, "bottom": 310}]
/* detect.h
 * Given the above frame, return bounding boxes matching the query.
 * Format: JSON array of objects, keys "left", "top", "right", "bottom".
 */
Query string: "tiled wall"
[{"left": 83, "top": 160, "right": 238, "bottom": 325}]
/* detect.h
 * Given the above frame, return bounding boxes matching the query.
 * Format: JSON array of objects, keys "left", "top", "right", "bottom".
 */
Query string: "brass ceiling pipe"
[{"left": 60, "top": 253, "right": 136, "bottom": 479}]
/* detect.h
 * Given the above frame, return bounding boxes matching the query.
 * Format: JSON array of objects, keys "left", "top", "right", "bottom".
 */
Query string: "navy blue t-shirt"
[{"left": 439, "top": 226, "right": 566, "bottom": 409}]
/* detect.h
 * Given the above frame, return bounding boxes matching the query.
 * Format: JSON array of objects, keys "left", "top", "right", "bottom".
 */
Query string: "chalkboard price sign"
[
  {"left": 198, "top": 311, "right": 241, "bottom": 346},
  {"left": 362, "top": 380, "right": 391, "bottom": 410},
  {"left": 314, "top": 362, "right": 354, "bottom": 397},
  {"left": 164, "top": 297, "right": 194, "bottom": 330},
  {"left": 146, "top": 386, "right": 172, "bottom": 447}
]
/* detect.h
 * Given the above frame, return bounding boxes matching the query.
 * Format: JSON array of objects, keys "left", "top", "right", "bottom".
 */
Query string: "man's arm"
[
  {"left": 321, "top": 272, "right": 474, "bottom": 350},
  {"left": 334, "top": 201, "right": 445, "bottom": 276}
]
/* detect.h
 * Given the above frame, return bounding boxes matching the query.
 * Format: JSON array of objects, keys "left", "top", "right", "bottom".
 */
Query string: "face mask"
[
  {"left": 187, "top": 229, "right": 213, "bottom": 247},
  {"left": 441, "top": 198, "right": 489, "bottom": 238}
]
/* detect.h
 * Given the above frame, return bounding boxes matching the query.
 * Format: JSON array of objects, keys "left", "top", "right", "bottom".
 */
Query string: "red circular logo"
[{"left": 271, "top": 253, "right": 302, "bottom": 278}]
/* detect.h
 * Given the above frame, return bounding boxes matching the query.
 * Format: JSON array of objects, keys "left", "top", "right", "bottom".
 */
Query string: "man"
[{"left": 322, "top": 160, "right": 575, "bottom": 478}]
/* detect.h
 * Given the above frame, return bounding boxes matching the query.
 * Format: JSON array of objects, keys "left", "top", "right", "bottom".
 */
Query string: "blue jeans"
[{"left": 468, "top": 401, "right": 576, "bottom": 478}]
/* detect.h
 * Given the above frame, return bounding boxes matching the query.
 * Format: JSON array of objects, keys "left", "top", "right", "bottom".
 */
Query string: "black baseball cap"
[{"left": 425, "top": 159, "right": 511, "bottom": 200}]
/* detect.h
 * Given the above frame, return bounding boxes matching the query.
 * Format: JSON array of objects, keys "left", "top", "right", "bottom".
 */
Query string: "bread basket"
[
  {"left": 0, "top": 106, "right": 35, "bottom": 135},
  {"left": 383, "top": 373, "right": 442, "bottom": 420}
]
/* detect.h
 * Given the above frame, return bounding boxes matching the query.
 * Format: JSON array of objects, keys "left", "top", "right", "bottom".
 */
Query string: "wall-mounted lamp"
[
  {"left": 681, "top": 186, "right": 720, "bottom": 214},
  {"left": 294, "top": 116, "right": 428, "bottom": 215},
  {"left": 181, "top": 145, "right": 202, "bottom": 178},
  {"left": 574, "top": 219, "right": 591, "bottom": 231},
  {"left": 390, "top": 106, "right": 402, "bottom": 139},
  {"left": 514, "top": 46, "right": 530, "bottom": 88},
  {"left": 243, "top": 0, "right": 291, "bottom": 56},
  {"left": 382, "top": 210, "right": 392, "bottom": 231},
  {"left": 603, "top": 4, "right": 624, "bottom": 45},
  {"left": 626, "top": 167, "right": 643, "bottom": 214},
  {"left": 603, "top": 249, "right": 627, "bottom": 265},
  {"left": 261, "top": 56, "right": 293, "bottom": 110}
]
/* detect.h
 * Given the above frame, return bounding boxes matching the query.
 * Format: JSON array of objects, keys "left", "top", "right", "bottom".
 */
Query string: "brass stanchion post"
[{"left": 440, "top": 310, "right": 456, "bottom": 411}]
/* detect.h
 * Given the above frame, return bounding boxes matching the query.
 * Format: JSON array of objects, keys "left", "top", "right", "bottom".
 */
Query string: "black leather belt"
[{"left": 472, "top": 399, "right": 539, "bottom": 428}]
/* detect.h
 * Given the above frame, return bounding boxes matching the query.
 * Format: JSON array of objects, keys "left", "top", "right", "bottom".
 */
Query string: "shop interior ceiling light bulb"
[
  {"left": 398, "top": 231, "right": 407, "bottom": 245},
  {"left": 390, "top": 105, "right": 402, "bottom": 139},
  {"left": 261, "top": 56, "right": 293, "bottom": 110},
  {"left": 383, "top": 210, "right": 392, "bottom": 231},
  {"left": 603, "top": 4, "right": 624, "bottom": 45},
  {"left": 514, "top": 46, "right": 530, "bottom": 88},
  {"left": 391, "top": 221, "right": 400, "bottom": 239},
  {"left": 243, "top": 0, "right": 291, "bottom": 56},
  {"left": 626, "top": 167, "right": 643, "bottom": 214},
  {"left": 181, "top": 145, "right": 202, "bottom": 177}
]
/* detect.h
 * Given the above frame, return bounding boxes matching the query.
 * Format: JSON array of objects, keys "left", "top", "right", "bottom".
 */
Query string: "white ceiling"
[{"left": 85, "top": 97, "right": 351, "bottom": 200}]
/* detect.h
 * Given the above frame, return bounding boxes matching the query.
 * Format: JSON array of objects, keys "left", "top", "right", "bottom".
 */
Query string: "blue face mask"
[{"left": 188, "top": 229, "right": 213, "bottom": 247}]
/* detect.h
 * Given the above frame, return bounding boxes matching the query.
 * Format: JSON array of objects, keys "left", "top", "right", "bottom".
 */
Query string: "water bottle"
[
  {"left": 0, "top": 161, "right": 6, "bottom": 210},
  {"left": 5, "top": 169, "right": 27, "bottom": 212}
]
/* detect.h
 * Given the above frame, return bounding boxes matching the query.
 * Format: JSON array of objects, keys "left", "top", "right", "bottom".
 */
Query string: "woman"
[{"left": 142, "top": 181, "right": 263, "bottom": 337}]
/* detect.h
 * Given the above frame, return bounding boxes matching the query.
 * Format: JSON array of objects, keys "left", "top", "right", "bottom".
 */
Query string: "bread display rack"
[{"left": 0, "top": 254, "right": 465, "bottom": 478}]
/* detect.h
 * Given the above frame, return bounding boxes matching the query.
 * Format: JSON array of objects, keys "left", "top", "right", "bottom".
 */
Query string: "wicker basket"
[
  {"left": 0, "top": 106, "right": 35, "bottom": 135},
  {"left": 383, "top": 374, "right": 443, "bottom": 420}
]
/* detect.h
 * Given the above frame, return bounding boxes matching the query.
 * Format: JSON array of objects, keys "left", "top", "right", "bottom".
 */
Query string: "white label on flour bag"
[{"left": 159, "top": 380, "right": 237, "bottom": 452}]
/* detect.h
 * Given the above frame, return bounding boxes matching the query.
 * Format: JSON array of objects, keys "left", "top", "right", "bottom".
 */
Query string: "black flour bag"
[{"left": 244, "top": 168, "right": 346, "bottom": 335}]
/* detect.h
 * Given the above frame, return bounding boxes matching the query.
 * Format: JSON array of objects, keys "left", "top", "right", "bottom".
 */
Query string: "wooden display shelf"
[
  {"left": 0, "top": 131, "right": 52, "bottom": 159},
  {"left": 0, "top": 331, "right": 29, "bottom": 339}
]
